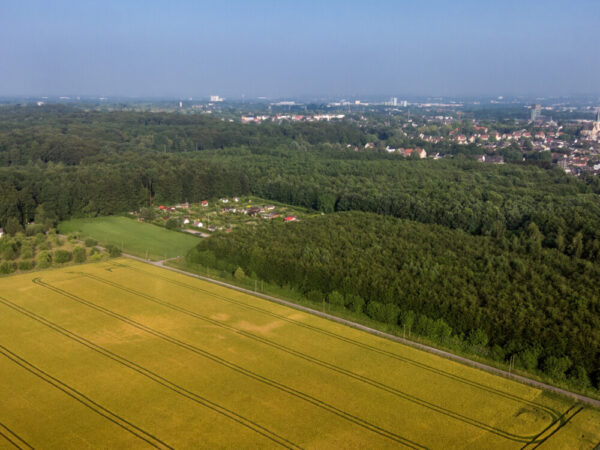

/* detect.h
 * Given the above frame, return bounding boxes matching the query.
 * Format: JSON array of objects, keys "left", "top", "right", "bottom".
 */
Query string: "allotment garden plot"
[{"left": 0, "top": 259, "right": 598, "bottom": 449}]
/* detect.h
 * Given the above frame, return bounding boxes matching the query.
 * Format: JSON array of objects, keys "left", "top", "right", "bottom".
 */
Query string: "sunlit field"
[{"left": 0, "top": 259, "right": 598, "bottom": 449}]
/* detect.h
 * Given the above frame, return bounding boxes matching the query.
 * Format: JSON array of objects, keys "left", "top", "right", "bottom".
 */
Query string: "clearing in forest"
[
  {"left": 58, "top": 216, "right": 200, "bottom": 260},
  {"left": 0, "top": 259, "right": 598, "bottom": 449}
]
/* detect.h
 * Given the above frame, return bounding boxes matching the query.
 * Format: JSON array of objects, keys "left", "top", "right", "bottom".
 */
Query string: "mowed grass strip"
[
  {"left": 0, "top": 260, "right": 599, "bottom": 448},
  {"left": 58, "top": 216, "right": 200, "bottom": 260}
]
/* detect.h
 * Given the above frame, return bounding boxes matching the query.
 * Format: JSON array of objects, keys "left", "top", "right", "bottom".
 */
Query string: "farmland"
[
  {"left": 0, "top": 259, "right": 598, "bottom": 449},
  {"left": 58, "top": 216, "right": 200, "bottom": 261}
]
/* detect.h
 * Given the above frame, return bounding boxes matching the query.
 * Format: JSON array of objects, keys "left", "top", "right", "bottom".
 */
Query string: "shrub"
[
  {"left": 53, "top": 250, "right": 72, "bottom": 264},
  {"left": 234, "top": 266, "right": 246, "bottom": 280},
  {"left": 38, "top": 241, "right": 52, "bottom": 251},
  {"left": 328, "top": 290, "right": 345, "bottom": 306},
  {"left": 18, "top": 260, "right": 35, "bottom": 271},
  {"left": 36, "top": 251, "right": 52, "bottom": 268},
  {"left": 35, "top": 233, "right": 47, "bottom": 245},
  {"left": 0, "top": 261, "right": 15, "bottom": 274},
  {"left": 20, "top": 245, "right": 34, "bottom": 259},
  {"left": 89, "top": 252, "right": 102, "bottom": 262},
  {"left": 165, "top": 218, "right": 180, "bottom": 230},
  {"left": 366, "top": 301, "right": 400, "bottom": 325},
  {"left": 542, "top": 356, "right": 572, "bottom": 381},
  {"left": 1, "top": 243, "right": 18, "bottom": 260},
  {"left": 26, "top": 224, "right": 45, "bottom": 236},
  {"left": 90, "top": 246, "right": 100, "bottom": 255},
  {"left": 72, "top": 246, "right": 86, "bottom": 263},
  {"left": 105, "top": 244, "right": 121, "bottom": 258},
  {"left": 346, "top": 294, "right": 365, "bottom": 313},
  {"left": 4, "top": 217, "right": 23, "bottom": 235},
  {"left": 84, "top": 238, "right": 98, "bottom": 247}
]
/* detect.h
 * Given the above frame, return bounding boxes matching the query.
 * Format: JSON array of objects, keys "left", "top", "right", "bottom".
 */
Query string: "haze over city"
[{"left": 1, "top": 0, "right": 599, "bottom": 98}]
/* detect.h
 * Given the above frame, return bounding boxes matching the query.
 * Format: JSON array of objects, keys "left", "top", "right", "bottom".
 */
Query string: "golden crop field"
[{"left": 0, "top": 259, "right": 598, "bottom": 449}]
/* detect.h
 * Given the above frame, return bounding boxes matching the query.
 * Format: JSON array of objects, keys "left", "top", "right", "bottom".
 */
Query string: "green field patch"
[{"left": 58, "top": 216, "right": 200, "bottom": 261}]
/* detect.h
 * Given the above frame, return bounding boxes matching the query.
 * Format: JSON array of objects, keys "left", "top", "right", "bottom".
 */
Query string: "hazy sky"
[{"left": 1, "top": 0, "right": 599, "bottom": 98}]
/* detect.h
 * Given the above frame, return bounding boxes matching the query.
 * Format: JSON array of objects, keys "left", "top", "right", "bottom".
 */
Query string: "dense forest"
[
  {"left": 1, "top": 106, "right": 599, "bottom": 262},
  {"left": 188, "top": 212, "right": 600, "bottom": 390}
]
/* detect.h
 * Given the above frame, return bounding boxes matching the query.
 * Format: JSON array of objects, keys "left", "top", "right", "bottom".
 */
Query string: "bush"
[
  {"left": 35, "top": 233, "right": 47, "bottom": 245},
  {"left": 90, "top": 246, "right": 100, "bottom": 255},
  {"left": 89, "top": 252, "right": 102, "bottom": 261},
  {"left": 4, "top": 217, "right": 23, "bottom": 235},
  {"left": 26, "top": 224, "right": 45, "bottom": 236},
  {"left": 0, "top": 261, "right": 15, "bottom": 274},
  {"left": 84, "top": 238, "right": 98, "bottom": 247},
  {"left": 36, "top": 251, "right": 52, "bottom": 268},
  {"left": 1, "top": 242, "right": 18, "bottom": 260},
  {"left": 72, "top": 246, "right": 86, "bottom": 263},
  {"left": 21, "top": 245, "right": 33, "bottom": 259},
  {"left": 18, "top": 260, "right": 35, "bottom": 271},
  {"left": 53, "top": 249, "right": 72, "bottom": 264},
  {"left": 165, "top": 218, "right": 180, "bottom": 230},
  {"left": 234, "top": 266, "right": 246, "bottom": 280},
  {"left": 38, "top": 240, "right": 52, "bottom": 251},
  {"left": 542, "top": 356, "right": 572, "bottom": 381},
  {"left": 105, "top": 244, "right": 121, "bottom": 258},
  {"left": 328, "top": 290, "right": 345, "bottom": 306},
  {"left": 346, "top": 294, "right": 365, "bottom": 313}
]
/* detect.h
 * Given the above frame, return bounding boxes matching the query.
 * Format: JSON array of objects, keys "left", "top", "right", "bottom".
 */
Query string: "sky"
[{"left": 1, "top": 0, "right": 599, "bottom": 98}]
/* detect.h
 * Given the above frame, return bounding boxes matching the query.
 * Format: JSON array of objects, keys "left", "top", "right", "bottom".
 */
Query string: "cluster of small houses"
[
  {"left": 147, "top": 198, "right": 298, "bottom": 233},
  {"left": 241, "top": 114, "right": 345, "bottom": 124},
  {"left": 376, "top": 119, "right": 600, "bottom": 174}
]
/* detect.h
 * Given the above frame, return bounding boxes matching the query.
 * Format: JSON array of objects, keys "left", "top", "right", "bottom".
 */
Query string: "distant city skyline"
[{"left": 1, "top": 0, "right": 599, "bottom": 98}]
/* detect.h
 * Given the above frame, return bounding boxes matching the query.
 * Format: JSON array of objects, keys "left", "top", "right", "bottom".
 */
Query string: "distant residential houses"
[
  {"left": 241, "top": 114, "right": 345, "bottom": 124},
  {"left": 385, "top": 146, "right": 427, "bottom": 158}
]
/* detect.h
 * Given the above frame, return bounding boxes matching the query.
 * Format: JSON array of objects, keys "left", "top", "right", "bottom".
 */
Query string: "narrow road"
[{"left": 125, "top": 253, "right": 600, "bottom": 409}]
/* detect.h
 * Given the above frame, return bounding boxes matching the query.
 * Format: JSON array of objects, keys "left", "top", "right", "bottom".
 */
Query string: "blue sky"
[{"left": 1, "top": 0, "right": 599, "bottom": 98}]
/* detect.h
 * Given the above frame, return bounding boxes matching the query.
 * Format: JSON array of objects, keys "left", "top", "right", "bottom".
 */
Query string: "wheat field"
[{"left": 0, "top": 259, "right": 598, "bottom": 449}]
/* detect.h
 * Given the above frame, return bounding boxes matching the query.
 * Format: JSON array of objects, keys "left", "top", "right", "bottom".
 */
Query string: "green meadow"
[{"left": 58, "top": 216, "right": 200, "bottom": 261}]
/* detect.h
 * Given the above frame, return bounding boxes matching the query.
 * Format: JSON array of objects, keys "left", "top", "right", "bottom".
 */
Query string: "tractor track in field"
[
  {"left": 76, "top": 269, "right": 557, "bottom": 444},
  {"left": 115, "top": 260, "right": 564, "bottom": 418},
  {"left": 0, "top": 345, "right": 172, "bottom": 450},
  {"left": 0, "top": 295, "right": 301, "bottom": 450},
  {"left": 126, "top": 255, "right": 600, "bottom": 410},
  {"left": 0, "top": 422, "right": 33, "bottom": 450},
  {"left": 32, "top": 277, "right": 426, "bottom": 449}
]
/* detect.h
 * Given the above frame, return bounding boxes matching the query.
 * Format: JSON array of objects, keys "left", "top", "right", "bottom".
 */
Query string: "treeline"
[
  {"left": 0, "top": 154, "right": 249, "bottom": 227},
  {"left": 187, "top": 212, "right": 600, "bottom": 390},
  {"left": 0, "top": 105, "right": 366, "bottom": 166}
]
